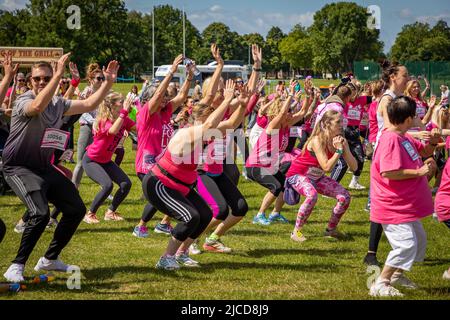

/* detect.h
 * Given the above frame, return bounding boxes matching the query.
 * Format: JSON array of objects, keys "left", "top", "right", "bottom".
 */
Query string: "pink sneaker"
[
  {"left": 83, "top": 213, "right": 100, "bottom": 224},
  {"left": 104, "top": 212, "right": 124, "bottom": 221}
]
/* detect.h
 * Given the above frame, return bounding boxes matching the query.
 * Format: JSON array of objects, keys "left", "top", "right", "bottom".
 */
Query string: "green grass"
[{"left": 0, "top": 83, "right": 449, "bottom": 300}]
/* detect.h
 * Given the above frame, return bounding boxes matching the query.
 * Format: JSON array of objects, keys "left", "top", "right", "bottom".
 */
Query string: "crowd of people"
[{"left": 0, "top": 44, "right": 449, "bottom": 297}]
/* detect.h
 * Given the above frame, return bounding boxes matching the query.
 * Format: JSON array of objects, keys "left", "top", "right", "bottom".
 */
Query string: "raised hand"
[
  {"left": 171, "top": 54, "right": 183, "bottom": 74},
  {"left": 332, "top": 136, "right": 344, "bottom": 150},
  {"left": 211, "top": 44, "right": 224, "bottom": 65},
  {"left": 103, "top": 60, "right": 120, "bottom": 83},
  {"left": 0, "top": 51, "right": 19, "bottom": 78},
  {"left": 186, "top": 60, "right": 197, "bottom": 77},
  {"left": 224, "top": 79, "right": 236, "bottom": 100},
  {"left": 239, "top": 84, "right": 251, "bottom": 105},
  {"left": 55, "top": 52, "right": 71, "bottom": 77},
  {"left": 69, "top": 62, "right": 80, "bottom": 80},
  {"left": 123, "top": 95, "right": 134, "bottom": 113},
  {"left": 252, "top": 44, "right": 262, "bottom": 67},
  {"left": 255, "top": 79, "right": 266, "bottom": 94},
  {"left": 428, "top": 95, "right": 437, "bottom": 108}
]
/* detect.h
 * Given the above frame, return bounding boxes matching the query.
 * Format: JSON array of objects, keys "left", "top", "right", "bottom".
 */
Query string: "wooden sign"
[{"left": 0, "top": 47, "right": 64, "bottom": 66}]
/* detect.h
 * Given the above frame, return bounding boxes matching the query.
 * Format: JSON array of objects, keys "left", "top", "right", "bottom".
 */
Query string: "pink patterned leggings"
[{"left": 288, "top": 174, "right": 351, "bottom": 230}]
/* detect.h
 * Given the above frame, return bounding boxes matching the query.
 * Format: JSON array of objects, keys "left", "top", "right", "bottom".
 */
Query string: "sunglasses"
[
  {"left": 17, "top": 79, "right": 26, "bottom": 82},
  {"left": 236, "top": 81, "right": 244, "bottom": 84},
  {"left": 95, "top": 76, "right": 105, "bottom": 81},
  {"left": 32, "top": 76, "right": 52, "bottom": 83}
]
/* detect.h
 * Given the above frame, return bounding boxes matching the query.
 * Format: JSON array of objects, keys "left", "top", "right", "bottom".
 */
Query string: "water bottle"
[
  {"left": 0, "top": 283, "right": 26, "bottom": 293},
  {"left": 184, "top": 58, "right": 201, "bottom": 77},
  {"left": 32, "top": 274, "right": 55, "bottom": 284}
]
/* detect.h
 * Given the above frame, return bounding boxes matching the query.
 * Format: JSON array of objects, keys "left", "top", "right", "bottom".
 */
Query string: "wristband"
[
  {"left": 71, "top": 78, "right": 80, "bottom": 88},
  {"left": 119, "top": 109, "right": 129, "bottom": 119},
  {"left": 253, "top": 68, "right": 262, "bottom": 72},
  {"left": 335, "top": 149, "right": 344, "bottom": 155}
]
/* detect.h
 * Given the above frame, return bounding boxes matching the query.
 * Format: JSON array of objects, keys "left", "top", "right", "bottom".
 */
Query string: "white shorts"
[{"left": 382, "top": 221, "right": 427, "bottom": 272}]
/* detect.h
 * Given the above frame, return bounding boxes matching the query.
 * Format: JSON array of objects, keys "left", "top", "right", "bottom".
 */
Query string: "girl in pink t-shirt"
[
  {"left": 82, "top": 92, "right": 136, "bottom": 223},
  {"left": 286, "top": 110, "right": 357, "bottom": 242},
  {"left": 369, "top": 96, "right": 440, "bottom": 297}
]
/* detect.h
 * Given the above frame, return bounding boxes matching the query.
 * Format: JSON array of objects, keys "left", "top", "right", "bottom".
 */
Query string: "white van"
[{"left": 154, "top": 62, "right": 250, "bottom": 95}]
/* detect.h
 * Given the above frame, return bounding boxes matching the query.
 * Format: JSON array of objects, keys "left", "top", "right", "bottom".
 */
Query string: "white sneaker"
[
  {"left": 443, "top": 270, "right": 450, "bottom": 280},
  {"left": 369, "top": 281, "right": 404, "bottom": 297},
  {"left": 34, "top": 257, "right": 70, "bottom": 272},
  {"left": 176, "top": 253, "right": 200, "bottom": 267},
  {"left": 4, "top": 263, "right": 25, "bottom": 283},
  {"left": 14, "top": 221, "right": 26, "bottom": 234},
  {"left": 155, "top": 255, "right": 180, "bottom": 271},
  {"left": 391, "top": 273, "right": 418, "bottom": 289},
  {"left": 189, "top": 240, "right": 202, "bottom": 255},
  {"left": 349, "top": 181, "right": 366, "bottom": 190}
]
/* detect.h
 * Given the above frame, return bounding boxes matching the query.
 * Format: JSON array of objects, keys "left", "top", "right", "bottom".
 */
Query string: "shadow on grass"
[
  {"left": 82, "top": 266, "right": 198, "bottom": 281},
  {"left": 228, "top": 229, "right": 278, "bottom": 236},
  {"left": 422, "top": 258, "right": 450, "bottom": 266},
  {"left": 422, "top": 287, "right": 450, "bottom": 295},
  {"left": 241, "top": 247, "right": 354, "bottom": 258},
  {"left": 76, "top": 227, "right": 136, "bottom": 234}
]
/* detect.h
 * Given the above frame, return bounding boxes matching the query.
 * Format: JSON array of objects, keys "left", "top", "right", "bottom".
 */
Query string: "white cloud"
[
  {"left": 210, "top": 5, "right": 222, "bottom": 13},
  {"left": 399, "top": 8, "right": 412, "bottom": 19},
  {"left": 417, "top": 13, "right": 450, "bottom": 24},
  {"left": 0, "top": 0, "right": 27, "bottom": 10}
]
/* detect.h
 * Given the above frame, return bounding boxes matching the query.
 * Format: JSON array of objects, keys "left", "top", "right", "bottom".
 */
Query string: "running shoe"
[
  {"left": 390, "top": 273, "right": 418, "bottom": 289},
  {"left": 349, "top": 181, "right": 366, "bottom": 190},
  {"left": 176, "top": 253, "right": 200, "bottom": 267},
  {"left": 252, "top": 214, "right": 271, "bottom": 226},
  {"left": 104, "top": 212, "right": 124, "bottom": 221},
  {"left": 189, "top": 240, "right": 202, "bottom": 255},
  {"left": 46, "top": 218, "right": 58, "bottom": 229},
  {"left": 83, "top": 213, "right": 100, "bottom": 224},
  {"left": 14, "top": 221, "right": 26, "bottom": 234},
  {"left": 155, "top": 256, "right": 180, "bottom": 271},
  {"left": 34, "top": 257, "right": 71, "bottom": 272},
  {"left": 154, "top": 223, "right": 173, "bottom": 235},
  {"left": 3, "top": 263, "right": 25, "bottom": 283},
  {"left": 369, "top": 282, "right": 404, "bottom": 297},
  {"left": 324, "top": 228, "right": 345, "bottom": 240},
  {"left": 268, "top": 213, "right": 289, "bottom": 224},
  {"left": 290, "top": 229, "right": 307, "bottom": 242},
  {"left": 132, "top": 225, "right": 149, "bottom": 238},
  {"left": 443, "top": 271, "right": 450, "bottom": 280},
  {"left": 203, "top": 237, "right": 232, "bottom": 253}
]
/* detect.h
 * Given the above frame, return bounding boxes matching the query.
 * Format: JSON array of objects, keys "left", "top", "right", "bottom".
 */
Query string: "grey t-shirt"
[{"left": 2, "top": 90, "right": 72, "bottom": 175}]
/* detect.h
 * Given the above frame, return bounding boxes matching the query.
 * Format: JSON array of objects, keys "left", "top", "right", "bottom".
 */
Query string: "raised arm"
[
  {"left": 0, "top": 52, "right": 19, "bottom": 106},
  {"left": 421, "top": 95, "right": 437, "bottom": 125},
  {"left": 147, "top": 54, "right": 183, "bottom": 115},
  {"left": 108, "top": 96, "right": 133, "bottom": 136},
  {"left": 218, "top": 84, "right": 250, "bottom": 134},
  {"left": 63, "top": 62, "right": 80, "bottom": 100},
  {"left": 421, "top": 77, "right": 430, "bottom": 99},
  {"left": 267, "top": 95, "right": 292, "bottom": 133},
  {"left": 64, "top": 60, "right": 119, "bottom": 116},
  {"left": 246, "top": 44, "right": 262, "bottom": 94},
  {"left": 245, "top": 80, "right": 265, "bottom": 116},
  {"left": 202, "top": 79, "right": 236, "bottom": 132},
  {"left": 170, "top": 63, "right": 195, "bottom": 109},
  {"left": 199, "top": 44, "right": 224, "bottom": 106}
]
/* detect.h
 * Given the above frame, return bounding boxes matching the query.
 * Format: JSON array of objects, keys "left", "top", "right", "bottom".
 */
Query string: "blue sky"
[{"left": 2, "top": 0, "right": 449, "bottom": 53}]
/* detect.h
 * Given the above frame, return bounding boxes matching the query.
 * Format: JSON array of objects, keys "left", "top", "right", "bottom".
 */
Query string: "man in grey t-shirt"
[{"left": 2, "top": 53, "right": 120, "bottom": 283}]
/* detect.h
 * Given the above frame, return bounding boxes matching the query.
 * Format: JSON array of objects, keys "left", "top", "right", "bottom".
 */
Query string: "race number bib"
[
  {"left": 290, "top": 127, "right": 302, "bottom": 138},
  {"left": 41, "top": 128, "right": 70, "bottom": 151},
  {"left": 360, "top": 114, "right": 369, "bottom": 127},
  {"left": 347, "top": 109, "right": 361, "bottom": 120},
  {"left": 416, "top": 106, "right": 426, "bottom": 119},
  {"left": 307, "top": 167, "right": 325, "bottom": 180},
  {"left": 402, "top": 140, "right": 419, "bottom": 162}
]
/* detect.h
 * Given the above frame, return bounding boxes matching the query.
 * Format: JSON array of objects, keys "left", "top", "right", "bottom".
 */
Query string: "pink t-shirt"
[
  {"left": 87, "top": 117, "right": 135, "bottom": 163},
  {"left": 203, "top": 136, "right": 229, "bottom": 175},
  {"left": 446, "top": 136, "right": 450, "bottom": 150},
  {"left": 368, "top": 101, "right": 379, "bottom": 143},
  {"left": 345, "top": 96, "right": 370, "bottom": 127},
  {"left": 256, "top": 114, "right": 268, "bottom": 128},
  {"left": 435, "top": 159, "right": 450, "bottom": 222},
  {"left": 370, "top": 130, "right": 433, "bottom": 224},
  {"left": 135, "top": 102, "right": 174, "bottom": 174},
  {"left": 246, "top": 127, "right": 289, "bottom": 172},
  {"left": 415, "top": 98, "right": 429, "bottom": 120}
]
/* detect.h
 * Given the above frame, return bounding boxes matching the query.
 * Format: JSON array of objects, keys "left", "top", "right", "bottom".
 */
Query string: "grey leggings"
[
  {"left": 72, "top": 124, "right": 93, "bottom": 187},
  {"left": 82, "top": 154, "right": 132, "bottom": 214}
]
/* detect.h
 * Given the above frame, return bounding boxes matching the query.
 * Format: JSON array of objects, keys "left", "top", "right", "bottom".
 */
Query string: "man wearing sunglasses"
[{"left": 2, "top": 52, "right": 120, "bottom": 283}]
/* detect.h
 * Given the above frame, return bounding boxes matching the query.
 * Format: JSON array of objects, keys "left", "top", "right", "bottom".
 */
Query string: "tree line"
[{"left": 0, "top": 1, "right": 449, "bottom": 79}]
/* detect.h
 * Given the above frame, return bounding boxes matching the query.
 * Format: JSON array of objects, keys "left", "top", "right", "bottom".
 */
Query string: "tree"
[
  {"left": 264, "top": 26, "right": 288, "bottom": 76},
  {"left": 241, "top": 33, "right": 265, "bottom": 65},
  {"left": 309, "top": 2, "right": 383, "bottom": 74},
  {"left": 0, "top": 9, "right": 30, "bottom": 46},
  {"left": 279, "top": 24, "right": 313, "bottom": 73}
]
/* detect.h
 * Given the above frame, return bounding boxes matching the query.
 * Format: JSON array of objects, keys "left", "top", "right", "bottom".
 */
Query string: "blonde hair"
[
  {"left": 94, "top": 92, "right": 123, "bottom": 132},
  {"left": 371, "top": 80, "right": 385, "bottom": 98},
  {"left": 432, "top": 106, "right": 449, "bottom": 129},
  {"left": 189, "top": 103, "right": 215, "bottom": 124},
  {"left": 404, "top": 80, "right": 425, "bottom": 102},
  {"left": 266, "top": 98, "right": 283, "bottom": 120},
  {"left": 86, "top": 63, "right": 102, "bottom": 81},
  {"left": 303, "top": 110, "right": 341, "bottom": 154}
]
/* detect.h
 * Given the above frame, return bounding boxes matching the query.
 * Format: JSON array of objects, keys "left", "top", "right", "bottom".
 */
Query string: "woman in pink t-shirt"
[
  {"left": 82, "top": 92, "right": 136, "bottom": 223},
  {"left": 435, "top": 158, "right": 450, "bottom": 280},
  {"left": 286, "top": 110, "right": 356, "bottom": 242},
  {"left": 369, "top": 96, "right": 441, "bottom": 297}
]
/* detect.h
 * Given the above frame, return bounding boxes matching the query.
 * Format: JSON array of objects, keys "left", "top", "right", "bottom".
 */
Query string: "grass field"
[{"left": 0, "top": 83, "right": 449, "bottom": 300}]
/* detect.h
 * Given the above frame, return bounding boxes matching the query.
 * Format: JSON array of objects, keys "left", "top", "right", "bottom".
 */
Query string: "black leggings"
[
  {"left": 142, "top": 173, "right": 212, "bottom": 242},
  {"left": 197, "top": 172, "right": 248, "bottom": 221},
  {"left": 246, "top": 166, "right": 286, "bottom": 197},
  {"left": 331, "top": 126, "right": 365, "bottom": 181},
  {"left": 0, "top": 218, "right": 6, "bottom": 244},
  {"left": 138, "top": 173, "right": 158, "bottom": 223},
  {"left": 368, "top": 222, "right": 383, "bottom": 253},
  {"left": 223, "top": 162, "right": 240, "bottom": 185},
  {"left": 5, "top": 168, "right": 85, "bottom": 264},
  {"left": 82, "top": 154, "right": 132, "bottom": 213},
  {"left": 114, "top": 147, "right": 125, "bottom": 166}
]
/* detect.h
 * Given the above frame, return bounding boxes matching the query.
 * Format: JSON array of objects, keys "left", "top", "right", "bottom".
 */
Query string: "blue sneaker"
[
  {"left": 133, "top": 225, "right": 149, "bottom": 238},
  {"left": 268, "top": 213, "right": 289, "bottom": 223},
  {"left": 252, "top": 214, "right": 271, "bottom": 226},
  {"left": 154, "top": 223, "right": 173, "bottom": 235}
]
